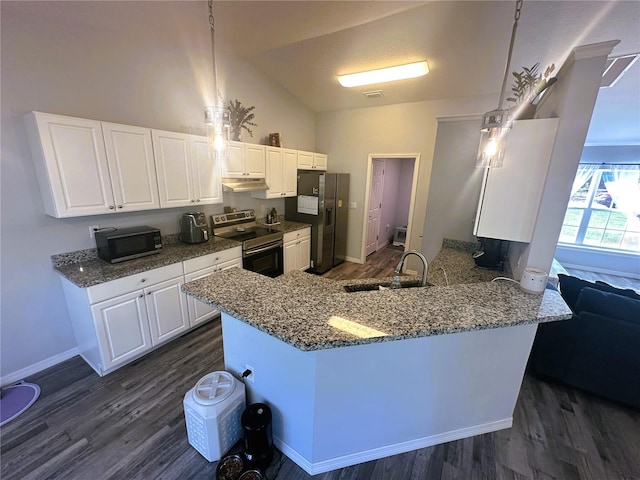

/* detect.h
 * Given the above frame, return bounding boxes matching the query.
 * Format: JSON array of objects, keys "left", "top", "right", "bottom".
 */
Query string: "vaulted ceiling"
[{"left": 215, "top": 1, "right": 640, "bottom": 144}]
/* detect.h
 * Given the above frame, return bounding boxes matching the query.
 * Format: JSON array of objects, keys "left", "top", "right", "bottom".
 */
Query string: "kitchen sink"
[{"left": 343, "top": 279, "right": 431, "bottom": 292}]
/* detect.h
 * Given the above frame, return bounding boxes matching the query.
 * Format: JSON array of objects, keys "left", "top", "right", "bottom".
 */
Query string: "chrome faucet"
[{"left": 395, "top": 250, "right": 429, "bottom": 287}]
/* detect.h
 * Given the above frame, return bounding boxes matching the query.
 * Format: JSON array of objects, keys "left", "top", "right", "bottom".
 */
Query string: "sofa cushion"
[
  {"left": 574, "top": 287, "right": 640, "bottom": 325},
  {"left": 595, "top": 280, "right": 640, "bottom": 300},
  {"left": 558, "top": 274, "right": 640, "bottom": 311}
]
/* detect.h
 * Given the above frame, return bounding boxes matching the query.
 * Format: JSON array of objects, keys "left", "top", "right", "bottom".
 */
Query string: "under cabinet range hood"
[{"left": 221, "top": 178, "right": 269, "bottom": 192}]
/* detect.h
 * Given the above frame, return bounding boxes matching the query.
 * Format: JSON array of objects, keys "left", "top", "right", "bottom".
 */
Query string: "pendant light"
[
  {"left": 204, "top": 0, "right": 227, "bottom": 162},
  {"left": 476, "top": 0, "right": 523, "bottom": 168}
]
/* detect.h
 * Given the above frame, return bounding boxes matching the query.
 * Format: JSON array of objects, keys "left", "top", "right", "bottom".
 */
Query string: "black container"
[
  {"left": 473, "top": 238, "right": 505, "bottom": 269},
  {"left": 241, "top": 403, "right": 273, "bottom": 470}
]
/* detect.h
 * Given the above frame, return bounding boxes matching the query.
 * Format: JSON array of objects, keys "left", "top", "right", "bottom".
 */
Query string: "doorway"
[{"left": 361, "top": 154, "right": 420, "bottom": 263}]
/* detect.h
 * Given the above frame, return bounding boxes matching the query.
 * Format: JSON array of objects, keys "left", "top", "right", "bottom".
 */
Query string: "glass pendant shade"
[
  {"left": 476, "top": 108, "right": 512, "bottom": 168},
  {"left": 204, "top": 106, "right": 227, "bottom": 162}
]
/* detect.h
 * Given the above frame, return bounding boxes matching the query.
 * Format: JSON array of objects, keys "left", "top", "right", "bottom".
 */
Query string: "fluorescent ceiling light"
[{"left": 338, "top": 61, "right": 429, "bottom": 88}]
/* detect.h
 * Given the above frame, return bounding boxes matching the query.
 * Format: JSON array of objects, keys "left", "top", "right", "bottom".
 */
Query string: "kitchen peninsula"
[{"left": 182, "top": 248, "right": 571, "bottom": 475}]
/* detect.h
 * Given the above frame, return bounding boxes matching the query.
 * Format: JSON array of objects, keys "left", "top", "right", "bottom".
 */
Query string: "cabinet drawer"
[
  {"left": 87, "top": 263, "right": 184, "bottom": 304},
  {"left": 283, "top": 227, "right": 311, "bottom": 244},
  {"left": 183, "top": 246, "right": 242, "bottom": 274}
]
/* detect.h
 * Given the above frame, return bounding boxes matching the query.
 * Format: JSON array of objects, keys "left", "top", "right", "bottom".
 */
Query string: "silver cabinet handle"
[
  {"left": 117, "top": 205, "right": 123, "bottom": 209},
  {"left": 109, "top": 205, "right": 115, "bottom": 209}
]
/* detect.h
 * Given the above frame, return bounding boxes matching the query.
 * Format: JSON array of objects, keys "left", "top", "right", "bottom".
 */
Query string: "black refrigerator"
[{"left": 285, "top": 171, "right": 349, "bottom": 274}]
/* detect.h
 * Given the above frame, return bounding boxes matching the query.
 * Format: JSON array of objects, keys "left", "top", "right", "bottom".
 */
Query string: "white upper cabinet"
[
  {"left": 191, "top": 136, "right": 223, "bottom": 205},
  {"left": 223, "top": 141, "right": 266, "bottom": 178},
  {"left": 282, "top": 148, "right": 298, "bottom": 196},
  {"left": 25, "top": 112, "right": 116, "bottom": 217},
  {"left": 297, "top": 150, "right": 327, "bottom": 170},
  {"left": 102, "top": 122, "right": 160, "bottom": 212},
  {"left": 252, "top": 147, "right": 297, "bottom": 199},
  {"left": 153, "top": 130, "right": 222, "bottom": 208},
  {"left": 152, "top": 130, "right": 194, "bottom": 208},
  {"left": 474, "top": 118, "right": 560, "bottom": 243}
]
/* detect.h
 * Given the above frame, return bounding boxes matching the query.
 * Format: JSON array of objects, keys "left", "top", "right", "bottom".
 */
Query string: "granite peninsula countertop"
[
  {"left": 182, "top": 266, "right": 572, "bottom": 352},
  {"left": 52, "top": 220, "right": 311, "bottom": 288}
]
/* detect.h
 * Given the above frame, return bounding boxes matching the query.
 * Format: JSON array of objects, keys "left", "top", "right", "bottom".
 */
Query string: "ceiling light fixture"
[
  {"left": 476, "top": 0, "right": 523, "bottom": 169},
  {"left": 204, "top": 0, "right": 228, "bottom": 162},
  {"left": 338, "top": 61, "right": 429, "bottom": 88}
]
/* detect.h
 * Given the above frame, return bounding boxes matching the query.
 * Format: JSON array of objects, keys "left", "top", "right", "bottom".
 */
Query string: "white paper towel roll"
[{"left": 520, "top": 267, "right": 548, "bottom": 294}]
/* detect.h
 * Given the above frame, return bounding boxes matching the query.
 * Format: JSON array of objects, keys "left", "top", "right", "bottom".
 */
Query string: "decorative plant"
[
  {"left": 226, "top": 99, "right": 257, "bottom": 141},
  {"left": 507, "top": 63, "right": 556, "bottom": 107}
]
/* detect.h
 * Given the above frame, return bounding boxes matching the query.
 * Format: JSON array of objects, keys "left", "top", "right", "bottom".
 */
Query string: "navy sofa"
[{"left": 529, "top": 274, "right": 640, "bottom": 409}]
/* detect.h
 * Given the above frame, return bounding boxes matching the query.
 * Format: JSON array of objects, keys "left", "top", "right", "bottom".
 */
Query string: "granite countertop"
[
  {"left": 52, "top": 220, "right": 311, "bottom": 288},
  {"left": 182, "top": 266, "right": 572, "bottom": 352}
]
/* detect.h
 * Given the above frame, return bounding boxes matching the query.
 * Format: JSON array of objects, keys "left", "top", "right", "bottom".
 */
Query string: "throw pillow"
[
  {"left": 595, "top": 280, "right": 640, "bottom": 301},
  {"left": 558, "top": 274, "right": 640, "bottom": 311},
  {"left": 574, "top": 287, "right": 640, "bottom": 324}
]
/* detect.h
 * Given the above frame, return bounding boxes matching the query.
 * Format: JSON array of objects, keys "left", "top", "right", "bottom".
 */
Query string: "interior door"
[{"left": 366, "top": 159, "right": 384, "bottom": 256}]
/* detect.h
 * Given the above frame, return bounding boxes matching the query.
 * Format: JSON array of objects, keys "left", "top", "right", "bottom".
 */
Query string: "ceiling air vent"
[
  {"left": 601, "top": 53, "right": 639, "bottom": 88},
  {"left": 363, "top": 90, "right": 384, "bottom": 99}
]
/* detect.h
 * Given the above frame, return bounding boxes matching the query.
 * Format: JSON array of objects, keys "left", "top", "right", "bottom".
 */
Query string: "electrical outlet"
[
  {"left": 244, "top": 364, "right": 255, "bottom": 383},
  {"left": 89, "top": 225, "right": 101, "bottom": 238}
]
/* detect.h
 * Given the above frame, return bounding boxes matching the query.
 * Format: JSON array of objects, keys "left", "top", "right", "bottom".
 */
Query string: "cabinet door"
[
  {"left": 283, "top": 240, "right": 298, "bottom": 273},
  {"left": 282, "top": 149, "right": 298, "bottom": 197},
  {"left": 185, "top": 267, "right": 219, "bottom": 326},
  {"left": 265, "top": 147, "right": 284, "bottom": 198},
  {"left": 244, "top": 144, "right": 266, "bottom": 177},
  {"left": 145, "top": 277, "right": 189, "bottom": 346},
  {"left": 152, "top": 130, "right": 194, "bottom": 208},
  {"left": 191, "top": 135, "right": 222, "bottom": 205},
  {"left": 313, "top": 153, "right": 328, "bottom": 170},
  {"left": 217, "top": 257, "right": 242, "bottom": 272},
  {"left": 223, "top": 141, "right": 246, "bottom": 177},
  {"left": 25, "top": 112, "right": 115, "bottom": 217},
  {"left": 298, "top": 235, "right": 311, "bottom": 271},
  {"left": 91, "top": 291, "right": 152, "bottom": 370},
  {"left": 297, "top": 150, "right": 313, "bottom": 169},
  {"left": 102, "top": 122, "right": 160, "bottom": 212},
  {"left": 474, "top": 119, "right": 559, "bottom": 242}
]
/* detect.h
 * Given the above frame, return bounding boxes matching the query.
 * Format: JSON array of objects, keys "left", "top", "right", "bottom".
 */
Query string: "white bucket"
[{"left": 520, "top": 267, "right": 548, "bottom": 294}]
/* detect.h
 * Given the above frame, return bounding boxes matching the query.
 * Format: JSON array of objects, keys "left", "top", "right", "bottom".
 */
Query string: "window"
[{"left": 559, "top": 164, "right": 640, "bottom": 253}]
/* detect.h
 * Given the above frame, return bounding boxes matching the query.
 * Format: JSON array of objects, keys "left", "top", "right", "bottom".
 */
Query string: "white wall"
[
  {"left": 422, "top": 117, "right": 485, "bottom": 260},
  {"left": 0, "top": 1, "right": 315, "bottom": 381},
  {"left": 509, "top": 42, "right": 619, "bottom": 280},
  {"left": 316, "top": 96, "right": 495, "bottom": 263}
]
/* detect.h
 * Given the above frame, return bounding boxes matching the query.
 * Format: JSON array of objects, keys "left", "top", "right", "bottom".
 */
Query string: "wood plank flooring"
[{"left": 2, "top": 248, "right": 639, "bottom": 479}]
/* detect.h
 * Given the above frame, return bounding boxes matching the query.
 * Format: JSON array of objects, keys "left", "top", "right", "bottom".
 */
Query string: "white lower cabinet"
[
  {"left": 145, "top": 276, "right": 189, "bottom": 345},
  {"left": 183, "top": 246, "right": 242, "bottom": 326},
  {"left": 283, "top": 228, "right": 311, "bottom": 273},
  {"left": 90, "top": 290, "right": 152, "bottom": 371},
  {"left": 63, "top": 247, "right": 240, "bottom": 376}
]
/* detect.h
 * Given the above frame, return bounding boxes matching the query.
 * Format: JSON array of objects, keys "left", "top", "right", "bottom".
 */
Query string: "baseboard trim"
[
  {"left": 0, "top": 347, "right": 79, "bottom": 387},
  {"left": 274, "top": 417, "right": 513, "bottom": 475},
  {"left": 344, "top": 255, "right": 362, "bottom": 264}
]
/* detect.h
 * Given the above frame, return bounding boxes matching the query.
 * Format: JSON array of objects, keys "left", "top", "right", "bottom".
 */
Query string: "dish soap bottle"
[
  {"left": 391, "top": 275, "right": 401, "bottom": 289},
  {"left": 270, "top": 207, "right": 278, "bottom": 224}
]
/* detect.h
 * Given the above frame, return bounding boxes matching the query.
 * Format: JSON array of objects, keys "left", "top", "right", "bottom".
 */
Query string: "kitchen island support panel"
[{"left": 222, "top": 313, "right": 537, "bottom": 475}]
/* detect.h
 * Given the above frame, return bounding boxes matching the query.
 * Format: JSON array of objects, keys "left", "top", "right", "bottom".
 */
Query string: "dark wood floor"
[
  {"left": 323, "top": 244, "right": 405, "bottom": 280},
  {"left": 2, "top": 247, "right": 639, "bottom": 479}
]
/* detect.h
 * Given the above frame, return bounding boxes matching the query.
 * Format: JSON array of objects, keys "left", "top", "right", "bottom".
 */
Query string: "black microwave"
[{"left": 95, "top": 226, "right": 162, "bottom": 263}]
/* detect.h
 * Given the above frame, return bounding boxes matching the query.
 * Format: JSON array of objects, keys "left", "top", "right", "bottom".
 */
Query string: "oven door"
[{"left": 243, "top": 240, "right": 284, "bottom": 278}]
